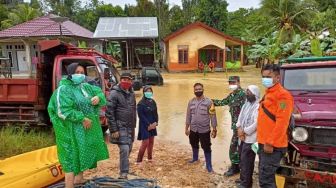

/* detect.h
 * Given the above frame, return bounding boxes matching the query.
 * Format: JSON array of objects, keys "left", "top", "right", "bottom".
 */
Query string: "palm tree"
[
  {"left": 260, "top": 0, "right": 317, "bottom": 43},
  {"left": 1, "top": 4, "right": 42, "bottom": 29}
]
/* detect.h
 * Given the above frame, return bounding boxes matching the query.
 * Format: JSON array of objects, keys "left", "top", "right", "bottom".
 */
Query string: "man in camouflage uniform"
[{"left": 212, "top": 76, "right": 246, "bottom": 177}]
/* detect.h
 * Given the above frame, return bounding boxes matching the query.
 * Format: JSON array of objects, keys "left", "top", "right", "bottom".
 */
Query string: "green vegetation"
[
  {"left": 0, "top": 127, "right": 55, "bottom": 159},
  {"left": 0, "top": 0, "right": 335, "bottom": 63}
]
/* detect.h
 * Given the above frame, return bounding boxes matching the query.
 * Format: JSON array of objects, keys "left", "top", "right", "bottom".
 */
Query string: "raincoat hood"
[{"left": 247, "top": 85, "right": 260, "bottom": 99}]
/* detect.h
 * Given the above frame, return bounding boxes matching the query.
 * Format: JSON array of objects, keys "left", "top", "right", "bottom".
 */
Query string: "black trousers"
[
  {"left": 240, "top": 142, "right": 256, "bottom": 188},
  {"left": 189, "top": 130, "right": 211, "bottom": 152},
  {"left": 258, "top": 144, "right": 287, "bottom": 188}
]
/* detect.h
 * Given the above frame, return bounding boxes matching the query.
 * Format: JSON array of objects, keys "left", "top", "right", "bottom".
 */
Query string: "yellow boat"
[{"left": 0, "top": 146, "right": 64, "bottom": 188}]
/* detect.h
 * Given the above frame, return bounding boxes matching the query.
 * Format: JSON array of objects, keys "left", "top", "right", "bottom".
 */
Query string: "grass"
[{"left": 0, "top": 127, "right": 56, "bottom": 159}]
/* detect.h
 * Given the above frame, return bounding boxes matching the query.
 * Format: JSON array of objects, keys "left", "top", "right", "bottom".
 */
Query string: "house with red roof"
[
  {"left": 0, "top": 14, "right": 101, "bottom": 75},
  {"left": 163, "top": 22, "right": 249, "bottom": 72}
]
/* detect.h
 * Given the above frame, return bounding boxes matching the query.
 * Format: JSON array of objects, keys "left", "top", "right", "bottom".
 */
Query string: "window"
[
  {"left": 178, "top": 45, "right": 188, "bottom": 64},
  {"left": 146, "top": 69, "right": 159, "bottom": 77},
  {"left": 284, "top": 67, "right": 336, "bottom": 90},
  {"left": 7, "top": 52, "right": 13, "bottom": 68}
]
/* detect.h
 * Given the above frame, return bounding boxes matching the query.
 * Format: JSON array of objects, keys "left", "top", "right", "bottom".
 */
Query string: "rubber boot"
[
  {"left": 204, "top": 152, "right": 214, "bottom": 173},
  {"left": 188, "top": 148, "right": 199, "bottom": 163},
  {"left": 224, "top": 164, "right": 240, "bottom": 177}
]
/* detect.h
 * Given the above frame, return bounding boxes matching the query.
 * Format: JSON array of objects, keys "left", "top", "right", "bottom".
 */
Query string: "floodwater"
[{"left": 133, "top": 65, "right": 264, "bottom": 172}]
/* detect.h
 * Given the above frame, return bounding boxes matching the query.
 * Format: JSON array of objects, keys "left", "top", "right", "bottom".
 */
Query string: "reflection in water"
[{"left": 134, "top": 66, "right": 263, "bottom": 171}]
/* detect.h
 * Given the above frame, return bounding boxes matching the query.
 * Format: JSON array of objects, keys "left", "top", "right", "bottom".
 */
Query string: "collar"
[{"left": 266, "top": 83, "right": 281, "bottom": 93}]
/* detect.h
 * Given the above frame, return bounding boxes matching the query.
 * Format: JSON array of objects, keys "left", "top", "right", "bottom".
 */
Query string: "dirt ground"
[{"left": 84, "top": 139, "right": 258, "bottom": 188}]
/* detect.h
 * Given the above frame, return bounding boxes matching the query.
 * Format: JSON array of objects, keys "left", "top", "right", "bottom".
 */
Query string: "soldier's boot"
[
  {"left": 224, "top": 164, "right": 240, "bottom": 177},
  {"left": 188, "top": 148, "right": 199, "bottom": 163}
]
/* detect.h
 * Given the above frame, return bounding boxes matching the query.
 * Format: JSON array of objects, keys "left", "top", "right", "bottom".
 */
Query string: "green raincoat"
[{"left": 48, "top": 78, "right": 109, "bottom": 175}]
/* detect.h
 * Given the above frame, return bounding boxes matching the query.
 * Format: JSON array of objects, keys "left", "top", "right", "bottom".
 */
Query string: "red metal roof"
[
  {"left": 163, "top": 21, "right": 249, "bottom": 45},
  {"left": 0, "top": 14, "right": 93, "bottom": 39}
]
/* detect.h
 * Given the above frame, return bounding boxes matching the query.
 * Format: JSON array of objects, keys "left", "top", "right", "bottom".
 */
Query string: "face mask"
[
  {"left": 246, "top": 94, "right": 256, "bottom": 103},
  {"left": 262, "top": 78, "right": 274, "bottom": 88},
  {"left": 229, "top": 85, "right": 238, "bottom": 91},
  {"left": 144, "top": 92, "right": 153, "bottom": 99},
  {"left": 71, "top": 74, "right": 85, "bottom": 84},
  {"left": 194, "top": 91, "right": 203, "bottom": 97},
  {"left": 120, "top": 81, "right": 132, "bottom": 90}
]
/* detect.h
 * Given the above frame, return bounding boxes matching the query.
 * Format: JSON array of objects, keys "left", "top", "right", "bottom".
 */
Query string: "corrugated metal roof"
[
  {"left": 0, "top": 14, "right": 93, "bottom": 39},
  {"left": 93, "top": 17, "right": 158, "bottom": 39}
]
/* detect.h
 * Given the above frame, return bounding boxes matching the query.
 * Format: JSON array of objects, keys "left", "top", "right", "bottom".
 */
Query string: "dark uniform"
[{"left": 213, "top": 76, "right": 246, "bottom": 176}]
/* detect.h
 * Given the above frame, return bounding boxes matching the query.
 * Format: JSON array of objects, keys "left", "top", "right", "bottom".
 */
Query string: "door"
[{"left": 17, "top": 51, "right": 28, "bottom": 71}]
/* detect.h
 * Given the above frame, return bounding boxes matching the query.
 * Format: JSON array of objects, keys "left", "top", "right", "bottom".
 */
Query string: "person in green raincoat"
[
  {"left": 212, "top": 76, "right": 246, "bottom": 177},
  {"left": 48, "top": 63, "right": 109, "bottom": 188}
]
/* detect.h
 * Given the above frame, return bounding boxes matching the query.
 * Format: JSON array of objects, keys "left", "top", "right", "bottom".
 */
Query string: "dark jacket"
[
  {"left": 106, "top": 85, "right": 136, "bottom": 144},
  {"left": 137, "top": 97, "right": 158, "bottom": 140}
]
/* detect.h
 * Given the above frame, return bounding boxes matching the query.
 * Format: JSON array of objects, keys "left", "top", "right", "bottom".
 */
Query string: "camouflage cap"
[{"left": 228, "top": 76, "right": 240, "bottom": 82}]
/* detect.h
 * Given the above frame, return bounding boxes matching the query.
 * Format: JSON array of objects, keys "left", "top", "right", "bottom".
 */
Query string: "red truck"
[
  {"left": 277, "top": 56, "right": 336, "bottom": 187},
  {"left": 0, "top": 40, "right": 121, "bottom": 131}
]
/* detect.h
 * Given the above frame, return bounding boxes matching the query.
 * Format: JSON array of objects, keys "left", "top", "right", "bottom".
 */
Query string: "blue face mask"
[
  {"left": 262, "top": 78, "right": 274, "bottom": 88},
  {"left": 144, "top": 92, "right": 153, "bottom": 99},
  {"left": 71, "top": 74, "right": 86, "bottom": 84}
]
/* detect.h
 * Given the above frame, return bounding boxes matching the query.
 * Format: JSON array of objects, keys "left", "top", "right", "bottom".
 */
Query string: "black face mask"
[
  {"left": 247, "top": 94, "right": 256, "bottom": 103},
  {"left": 194, "top": 91, "right": 203, "bottom": 97}
]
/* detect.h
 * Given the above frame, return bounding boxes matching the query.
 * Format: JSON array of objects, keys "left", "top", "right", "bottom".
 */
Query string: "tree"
[
  {"left": 260, "top": 0, "right": 317, "bottom": 43},
  {"left": 43, "top": 0, "right": 81, "bottom": 18},
  {"left": 74, "top": 3, "right": 126, "bottom": 32},
  {"left": 168, "top": 5, "right": 185, "bottom": 33},
  {"left": 310, "top": 8, "right": 336, "bottom": 36},
  {"left": 194, "top": 0, "right": 228, "bottom": 32},
  {"left": 182, "top": 0, "right": 197, "bottom": 24},
  {"left": 314, "top": 0, "right": 336, "bottom": 11},
  {"left": 1, "top": 3, "right": 42, "bottom": 29},
  {"left": 154, "top": 0, "right": 170, "bottom": 39},
  {"left": 125, "top": 0, "right": 155, "bottom": 17}
]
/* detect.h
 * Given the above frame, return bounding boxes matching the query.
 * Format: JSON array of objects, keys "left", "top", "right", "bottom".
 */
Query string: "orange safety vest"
[{"left": 257, "top": 83, "right": 294, "bottom": 148}]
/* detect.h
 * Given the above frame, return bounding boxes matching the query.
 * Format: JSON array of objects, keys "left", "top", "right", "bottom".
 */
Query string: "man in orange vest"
[{"left": 257, "top": 64, "right": 294, "bottom": 187}]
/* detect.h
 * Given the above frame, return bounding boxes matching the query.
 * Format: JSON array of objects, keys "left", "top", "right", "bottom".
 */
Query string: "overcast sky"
[{"left": 92, "top": 0, "right": 261, "bottom": 12}]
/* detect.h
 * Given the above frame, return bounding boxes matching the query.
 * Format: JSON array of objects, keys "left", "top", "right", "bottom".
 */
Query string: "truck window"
[
  {"left": 146, "top": 69, "right": 159, "bottom": 77},
  {"left": 284, "top": 67, "right": 336, "bottom": 90}
]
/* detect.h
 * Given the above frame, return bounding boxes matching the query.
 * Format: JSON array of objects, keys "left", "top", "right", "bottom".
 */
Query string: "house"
[
  {"left": 163, "top": 22, "right": 249, "bottom": 72},
  {"left": 94, "top": 17, "right": 158, "bottom": 69},
  {"left": 0, "top": 14, "right": 101, "bottom": 76}
]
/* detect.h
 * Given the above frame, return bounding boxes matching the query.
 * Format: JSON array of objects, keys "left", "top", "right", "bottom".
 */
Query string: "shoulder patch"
[{"left": 279, "top": 101, "right": 287, "bottom": 110}]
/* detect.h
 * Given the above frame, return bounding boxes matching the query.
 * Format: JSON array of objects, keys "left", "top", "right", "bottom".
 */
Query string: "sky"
[{"left": 93, "top": 0, "right": 261, "bottom": 12}]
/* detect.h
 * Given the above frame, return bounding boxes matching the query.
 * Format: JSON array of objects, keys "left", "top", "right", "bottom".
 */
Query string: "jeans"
[
  {"left": 118, "top": 143, "right": 133, "bottom": 175},
  {"left": 258, "top": 144, "right": 286, "bottom": 188}
]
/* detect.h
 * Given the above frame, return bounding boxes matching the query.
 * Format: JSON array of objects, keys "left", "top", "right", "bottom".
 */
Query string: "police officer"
[
  {"left": 185, "top": 83, "right": 217, "bottom": 173},
  {"left": 212, "top": 76, "right": 246, "bottom": 176},
  {"left": 257, "top": 64, "right": 294, "bottom": 187}
]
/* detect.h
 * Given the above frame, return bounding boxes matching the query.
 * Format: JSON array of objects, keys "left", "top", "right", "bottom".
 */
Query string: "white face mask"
[{"left": 229, "top": 85, "right": 238, "bottom": 90}]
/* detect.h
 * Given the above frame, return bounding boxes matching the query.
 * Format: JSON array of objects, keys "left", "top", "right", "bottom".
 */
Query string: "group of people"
[
  {"left": 48, "top": 62, "right": 293, "bottom": 188},
  {"left": 186, "top": 64, "right": 293, "bottom": 188},
  {"left": 48, "top": 63, "right": 158, "bottom": 188}
]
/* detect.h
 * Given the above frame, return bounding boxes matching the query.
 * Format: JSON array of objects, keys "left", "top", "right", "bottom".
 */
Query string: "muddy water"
[{"left": 134, "top": 66, "right": 264, "bottom": 172}]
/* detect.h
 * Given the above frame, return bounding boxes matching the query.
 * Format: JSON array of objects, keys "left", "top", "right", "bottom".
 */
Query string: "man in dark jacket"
[{"left": 106, "top": 72, "right": 136, "bottom": 179}]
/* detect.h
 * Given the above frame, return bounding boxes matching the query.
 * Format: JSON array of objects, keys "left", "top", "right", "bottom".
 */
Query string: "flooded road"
[{"left": 134, "top": 66, "right": 264, "bottom": 172}]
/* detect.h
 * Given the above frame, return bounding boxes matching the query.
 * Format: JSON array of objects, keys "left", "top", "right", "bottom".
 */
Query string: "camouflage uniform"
[{"left": 213, "top": 77, "right": 246, "bottom": 165}]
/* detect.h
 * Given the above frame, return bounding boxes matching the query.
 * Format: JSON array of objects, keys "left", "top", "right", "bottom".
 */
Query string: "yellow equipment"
[{"left": 0, "top": 146, "right": 64, "bottom": 188}]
